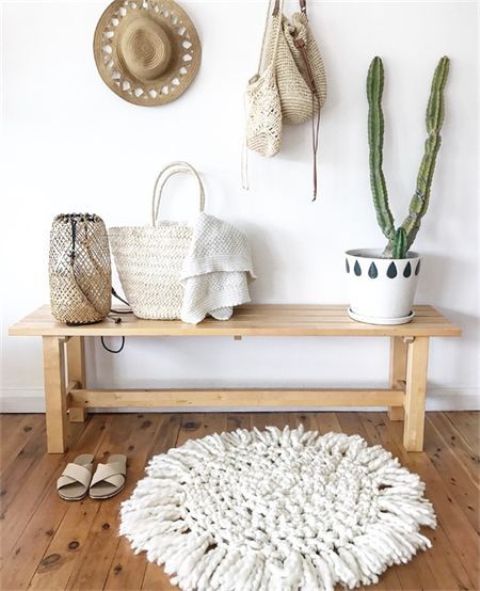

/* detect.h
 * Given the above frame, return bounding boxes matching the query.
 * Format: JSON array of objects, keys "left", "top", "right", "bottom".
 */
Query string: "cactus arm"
[
  {"left": 391, "top": 227, "right": 407, "bottom": 259},
  {"left": 367, "top": 57, "right": 396, "bottom": 242},
  {"left": 400, "top": 56, "right": 450, "bottom": 250}
]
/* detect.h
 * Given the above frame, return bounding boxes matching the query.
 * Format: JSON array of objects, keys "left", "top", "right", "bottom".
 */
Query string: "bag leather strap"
[
  {"left": 255, "top": 0, "right": 320, "bottom": 198},
  {"left": 294, "top": 36, "right": 320, "bottom": 200}
]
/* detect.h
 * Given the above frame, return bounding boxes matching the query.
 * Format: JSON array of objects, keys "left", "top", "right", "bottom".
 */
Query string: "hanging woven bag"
[
  {"left": 49, "top": 214, "right": 111, "bottom": 324},
  {"left": 245, "top": 0, "right": 327, "bottom": 198},
  {"left": 109, "top": 162, "right": 205, "bottom": 320},
  {"left": 245, "top": 0, "right": 283, "bottom": 158},
  {"left": 251, "top": 0, "right": 327, "bottom": 126},
  {"left": 277, "top": 8, "right": 327, "bottom": 124}
]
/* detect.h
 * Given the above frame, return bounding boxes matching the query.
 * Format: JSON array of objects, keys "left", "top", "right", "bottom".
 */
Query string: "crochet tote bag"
[
  {"left": 245, "top": 1, "right": 283, "bottom": 158},
  {"left": 109, "top": 162, "right": 205, "bottom": 320}
]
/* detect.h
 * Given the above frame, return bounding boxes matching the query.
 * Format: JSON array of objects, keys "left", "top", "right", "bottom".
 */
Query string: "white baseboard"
[
  {"left": 1, "top": 387, "right": 479, "bottom": 413},
  {"left": 1, "top": 389, "right": 46, "bottom": 413}
]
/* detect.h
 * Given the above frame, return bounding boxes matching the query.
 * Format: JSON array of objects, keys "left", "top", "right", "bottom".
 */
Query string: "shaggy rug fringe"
[{"left": 120, "top": 426, "right": 436, "bottom": 591}]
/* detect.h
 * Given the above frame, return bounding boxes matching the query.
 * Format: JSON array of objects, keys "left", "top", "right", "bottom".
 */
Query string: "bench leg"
[
  {"left": 43, "top": 336, "right": 68, "bottom": 453},
  {"left": 67, "top": 336, "right": 86, "bottom": 423},
  {"left": 403, "top": 337, "right": 430, "bottom": 452},
  {"left": 388, "top": 336, "right": 407, "bottom": 421}
]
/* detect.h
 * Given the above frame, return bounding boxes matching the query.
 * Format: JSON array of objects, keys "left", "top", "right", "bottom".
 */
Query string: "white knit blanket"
[{"left": 180, "top": 214, "right": 255, "bottom": 324}]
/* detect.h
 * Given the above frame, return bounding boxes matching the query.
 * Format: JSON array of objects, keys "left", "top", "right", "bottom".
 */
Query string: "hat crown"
[
  {"left": 94, "top": 0, "right": 201, "bottom": 105},
  {"left": 119, "top": 16, "right": 172, "bottom": 81}
]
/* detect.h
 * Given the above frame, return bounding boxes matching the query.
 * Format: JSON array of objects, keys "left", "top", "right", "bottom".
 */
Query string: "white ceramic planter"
[{"left": 345, "top": 249, "right": 422, "bottom": 325}]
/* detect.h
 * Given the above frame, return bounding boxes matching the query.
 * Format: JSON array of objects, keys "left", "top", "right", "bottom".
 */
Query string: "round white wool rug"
[{"left": 120, "top": 426, "right": 436, "bottom": 591}]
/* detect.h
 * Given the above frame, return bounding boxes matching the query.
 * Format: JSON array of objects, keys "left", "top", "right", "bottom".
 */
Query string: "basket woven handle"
[{"left": 151, "top": 161, "right": 205, "bottom": 226}]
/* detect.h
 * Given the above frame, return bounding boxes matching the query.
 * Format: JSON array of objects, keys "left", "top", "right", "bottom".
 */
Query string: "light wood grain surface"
[
  {"left": 1, "top": 411, "right": 478, "bottom": 590},
  {"left": 9, "top": 304, "right": 461, "bottom": 337}
]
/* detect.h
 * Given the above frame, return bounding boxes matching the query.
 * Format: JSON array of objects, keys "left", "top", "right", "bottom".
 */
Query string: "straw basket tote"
[
  {"left": 245, "top": 0, "right": 327, "bottom": 198},
  {"left": 109, "top": 162, "right": 205, "bottom": 320},
  {"left": 49, "top": 214, "right": 112, "bottom": 325}
]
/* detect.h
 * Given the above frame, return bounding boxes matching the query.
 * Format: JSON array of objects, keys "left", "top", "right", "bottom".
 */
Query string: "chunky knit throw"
[
  {"left": 120, "top": 426, "right": 436, "bottom": 591},
  {"left": 180, "top": 213, "right": 255, "bottom": 324}
]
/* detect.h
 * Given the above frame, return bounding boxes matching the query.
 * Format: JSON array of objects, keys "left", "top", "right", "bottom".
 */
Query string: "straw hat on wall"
[{"left": 94, "top": 0, "right": 201, "bottom": 106}]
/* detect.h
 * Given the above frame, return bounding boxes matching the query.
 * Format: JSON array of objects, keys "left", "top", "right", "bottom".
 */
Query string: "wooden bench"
[{"left": 9, "top": 304, "right": 461, "bottom": 454}]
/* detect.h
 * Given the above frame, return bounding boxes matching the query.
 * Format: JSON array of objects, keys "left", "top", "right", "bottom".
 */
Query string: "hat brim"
[{"left": 94, "top": 0, "right": 201, "bottom": 106}]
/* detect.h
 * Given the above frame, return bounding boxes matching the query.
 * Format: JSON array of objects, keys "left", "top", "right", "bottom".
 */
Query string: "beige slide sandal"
[
  {"left": 89, "top": 454, "right": 127, "bottom": 500},
  {"left": 57, "top": 454, "right": 94, "bottom": 501}
]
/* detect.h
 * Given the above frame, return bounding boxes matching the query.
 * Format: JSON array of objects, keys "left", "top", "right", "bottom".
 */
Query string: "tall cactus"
[
  {"left": 366, "top": 56, "right": 450, "bottom": 258},
  {"left": 367, "top": 57, "right": 396, "bottom": 244}
]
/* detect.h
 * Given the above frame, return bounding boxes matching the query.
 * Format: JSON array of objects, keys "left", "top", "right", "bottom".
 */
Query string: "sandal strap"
[
  {"left": 57, "top": 462, "right": 92, "bottom": 490},
  {"left": 90, "top": 461, "right": 126, "bottom": 488}
]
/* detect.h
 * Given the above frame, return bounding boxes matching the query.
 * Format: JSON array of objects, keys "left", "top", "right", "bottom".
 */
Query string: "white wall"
[{"left": 1, "top": 0, "right": 479, "bottom": 412}]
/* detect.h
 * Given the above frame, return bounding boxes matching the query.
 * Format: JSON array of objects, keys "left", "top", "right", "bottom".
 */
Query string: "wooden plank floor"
[{"left": 1, "top": 411, "right": 478, "bottom": 591}]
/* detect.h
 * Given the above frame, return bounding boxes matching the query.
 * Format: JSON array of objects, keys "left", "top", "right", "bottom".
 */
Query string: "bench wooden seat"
[{"left": 9, "top": 304, "right": 461, "bottom": 454}]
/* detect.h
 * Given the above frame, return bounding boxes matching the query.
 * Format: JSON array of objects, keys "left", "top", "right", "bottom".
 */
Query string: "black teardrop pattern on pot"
[
  {"left": 354, "top": 261, "right": 362, "bottom": 276},
  {"left": 387, "top": 262, "right": 398, "bottom": 278},
  {"left": 403, "top": 262, "right": 412, "bottom": 278},
  {"left": 345, "top": 259, "right": 350, "bottom": 273},
  {"left": 368, "top": 262, "right": 378, "bottom": 279},
  {"left": 415, "top": 260, "right": 421, "bottom": 275}
]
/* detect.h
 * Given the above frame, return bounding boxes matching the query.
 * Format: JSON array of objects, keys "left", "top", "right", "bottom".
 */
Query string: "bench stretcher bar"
[{"left": 68, "top": 387, "right": 405, "bottom": 409}]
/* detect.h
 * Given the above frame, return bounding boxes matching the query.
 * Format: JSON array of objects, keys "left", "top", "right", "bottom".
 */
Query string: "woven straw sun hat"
[{"left": 94, "top": 0, "right": 201, "bottom": 106}]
